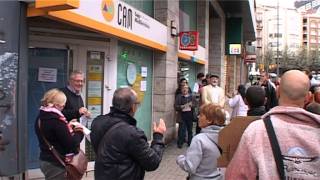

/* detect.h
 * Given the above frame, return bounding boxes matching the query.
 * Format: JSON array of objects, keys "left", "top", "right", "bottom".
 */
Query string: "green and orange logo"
[{"left": 101, "top": 0, "right": 114, "bottom": 22}]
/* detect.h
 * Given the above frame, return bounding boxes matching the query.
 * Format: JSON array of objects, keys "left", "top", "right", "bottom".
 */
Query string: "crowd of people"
[
  {"left": 174, "top": 70, "right": 319, "bottom": 179},
  {"left": 1, "top": 69, "right": 318, "bottom": 180}
]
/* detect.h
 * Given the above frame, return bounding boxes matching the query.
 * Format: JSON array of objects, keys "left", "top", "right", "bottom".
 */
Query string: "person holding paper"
[
  {"left": 90, "top": 87, "right": 166, "bottom": 180},
  {"left": 175, "top": 84, "right": 195, "bottom": 148},
  {"left": 60, "top": 70, "right": 91, "bottom": 122},
  {"left": 34, "top": 88, "right": 84, "bottom": 179}
]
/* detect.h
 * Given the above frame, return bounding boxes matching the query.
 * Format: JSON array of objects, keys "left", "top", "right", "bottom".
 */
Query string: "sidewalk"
[
  {"left": 144, "top": 142, "right": 188, "bottom": 180},
  {"left": 28, "top": 142, "right": 188, "bottom": 180},
  {"left": 82, "top": 142, "right": 188, "bottom": 180}
]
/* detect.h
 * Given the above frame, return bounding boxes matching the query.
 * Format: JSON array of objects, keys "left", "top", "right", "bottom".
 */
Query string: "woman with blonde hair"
[
  {"left": 176, "top": 103, "right": 225, "bottom": 180},
  {"left": 34, "top": 88, "right": 84, "bottom": 179}
]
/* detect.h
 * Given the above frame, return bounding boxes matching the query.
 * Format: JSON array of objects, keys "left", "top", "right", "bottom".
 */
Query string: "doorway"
[{"left": 27, "top": 48, "right": 71, "bottom": 168}]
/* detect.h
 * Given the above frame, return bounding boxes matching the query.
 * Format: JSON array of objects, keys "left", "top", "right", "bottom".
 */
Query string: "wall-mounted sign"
[
  {"left": 88, "top": 81, "right": 102, "bottom": 97},
  {"left": 55, "top": 0, "right": 167, "bottom": 51},
  {"left": 88, "top": 65, "right": 103, "bottom": 73},
  {"left": 244, "top": 54, "right": 256, "bottom": 63},
  {"left": 229, "top": 44, "right": 241, "bottom": 55},
  {"left": 90, "top": 51, "right": 101, "bottom": 60},
  {"left": 38, "top": 67, "right": 57, "bottom": 82},
  {"left": 127, "top": 63, "right": 137, "bottom": 85},
  {"left": 179, "top": 31, "right": 199, "bottom": 51}
]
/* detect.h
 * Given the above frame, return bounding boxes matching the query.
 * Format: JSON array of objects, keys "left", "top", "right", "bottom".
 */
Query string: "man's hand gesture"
[{"left": 153, "top": 118, "right": 166, "bottom": 134}]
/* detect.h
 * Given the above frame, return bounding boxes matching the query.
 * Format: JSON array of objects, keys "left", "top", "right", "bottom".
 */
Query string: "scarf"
[{"left": 39, "top": 106, "right": 73, "bottom": 133}]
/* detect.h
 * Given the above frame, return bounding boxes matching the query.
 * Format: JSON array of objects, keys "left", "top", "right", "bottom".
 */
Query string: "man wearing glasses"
[
  {"left": 90, "top": 87, "right": 166, "bottom": 180},
  {"left": 61, "top": 70, "right": 91, "bottom": 122}
]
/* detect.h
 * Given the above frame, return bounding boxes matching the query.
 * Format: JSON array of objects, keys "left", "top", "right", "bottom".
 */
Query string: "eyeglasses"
[{"left": 72, "top": 79, "right": 84, "bottom": 83}]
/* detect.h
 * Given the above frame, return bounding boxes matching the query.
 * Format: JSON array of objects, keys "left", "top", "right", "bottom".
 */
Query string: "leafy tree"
[
  {"left": 308, "top": 48, "right": 320, "bottom": 71},
  {"left": 263, "top": 48, "right": 274, "bottom": 73},
  {"left": 293, "top": 46, "right": 308, "bottom": 69}
]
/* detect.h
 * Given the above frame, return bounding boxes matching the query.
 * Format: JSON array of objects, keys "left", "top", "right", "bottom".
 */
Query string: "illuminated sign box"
[
  {"left": 179, "top": 31, "right": 199, "bottom": 51},
  {"left": 229, "top": 44, "right": 241, "bottom": 55}
]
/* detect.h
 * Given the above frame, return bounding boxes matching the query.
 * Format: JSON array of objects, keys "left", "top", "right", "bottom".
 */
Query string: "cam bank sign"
[{"left": 50, "top": 0, "right": 167, "bottom": 51}]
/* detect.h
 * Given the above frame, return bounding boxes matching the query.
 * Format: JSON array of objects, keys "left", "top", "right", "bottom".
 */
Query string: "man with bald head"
[
  {"left": 90, "top": 87, "right": 166, "bottom": 180},
  {"left": 226, "top": 70, "right": 320, "bottom": 180}
]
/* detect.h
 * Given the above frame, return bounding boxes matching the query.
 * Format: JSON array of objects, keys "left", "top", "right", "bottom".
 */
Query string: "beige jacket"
[{"left": 201, "top": 85, "right": 225, "bottom": 107}]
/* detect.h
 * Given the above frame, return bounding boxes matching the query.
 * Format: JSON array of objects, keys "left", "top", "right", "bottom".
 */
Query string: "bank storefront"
[{"left": 26, "top": 0, "right": 167, "bottom": 170}]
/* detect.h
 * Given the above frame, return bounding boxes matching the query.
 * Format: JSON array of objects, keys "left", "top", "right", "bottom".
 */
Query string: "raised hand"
[{"left": 153, "top": 118, "right": 166, "bottom": 134}]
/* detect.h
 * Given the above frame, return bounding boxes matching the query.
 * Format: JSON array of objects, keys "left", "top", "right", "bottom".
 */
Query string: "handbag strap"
[
  {"left": 213, "top": 140, "right": 222, "bottom": 155},
  {"left": 38, "top": 119, "right": 66, "bottom": 167},
  {"left": 205, "top": 134, "right": 222, "bottom": 155},
  {"left": 97, "top": 122, "right": 126, "bottom": 153},
  {"left": 263, "top": 116, "right": 285, "bottom": 180}
]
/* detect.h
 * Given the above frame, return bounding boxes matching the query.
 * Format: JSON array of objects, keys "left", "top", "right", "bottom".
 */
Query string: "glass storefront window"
[
  {"left": 178, "top": 60, "right": 197, "bottom": 89},
  {"left": 122, "top": 0, "right": 154, "bottom": 17},
  {"left": 179, "top": 0, "right": 197, "bottom": 31}
]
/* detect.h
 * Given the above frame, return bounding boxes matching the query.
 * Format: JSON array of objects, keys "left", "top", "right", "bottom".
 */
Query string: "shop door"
[
  {"left": 117, "top": 42, "right": 153, "bottom": 139},
  {"left": 85, "top": 51, "right": 105, "bottom": 161},
  {"left": 27, "top": 48, "right": 69, "bottom": 168}
]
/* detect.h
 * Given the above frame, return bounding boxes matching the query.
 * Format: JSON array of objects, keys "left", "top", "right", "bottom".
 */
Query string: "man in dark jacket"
[
  {"left": 260, "top": 72, "right": 278, "bottom": 111},
  {"left": 245, "top": 86, "right": 267, "bottom": 116},
  {"left": 90, "top": 88, "right": 166, "bottom": 180},
  {"left": 60, "top": 70, "right": 90, "bottom": 122}
]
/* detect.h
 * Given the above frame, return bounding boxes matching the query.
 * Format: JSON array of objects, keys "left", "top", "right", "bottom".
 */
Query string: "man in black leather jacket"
[
  {"left": 90, "top": 88, "right": 166, "bottom": 180},
  {"left": 260, "top": 72, "right": 278, "bottom": 111}
]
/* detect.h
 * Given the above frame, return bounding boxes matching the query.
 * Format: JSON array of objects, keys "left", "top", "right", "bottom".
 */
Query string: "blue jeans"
[
  {"left": 40, "top": 160, "right": 66, "bottom": 180},
  {"left": 177, "top": 111, "right": 193, "bottom": 146}
]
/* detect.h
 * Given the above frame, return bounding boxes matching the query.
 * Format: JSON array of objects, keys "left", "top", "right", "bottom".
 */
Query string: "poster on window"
[
  {"left": 87, "top": 105, "right": 102, "bottom": 119},
  {"left": 141, "top": 67, "right": 147, "bottom": 77},
  {"left": 38, "top": 67, "right": 57, "bottom": 82},
  {"left": 88, "top": 81, "right": 102, "bottom": 97}
]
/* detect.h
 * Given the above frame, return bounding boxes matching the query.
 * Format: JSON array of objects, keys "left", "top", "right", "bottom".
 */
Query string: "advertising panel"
[{"left": 179, "top": 31, "right": 199, "bottom": 51}]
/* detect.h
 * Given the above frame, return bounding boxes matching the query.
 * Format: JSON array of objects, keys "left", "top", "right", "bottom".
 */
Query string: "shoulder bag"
[
  {"left": 38, "top": 119, "right": 88, "bottom": 180},
  {"left": 263, "top": 116, "right": 285, "bottom": 180}
]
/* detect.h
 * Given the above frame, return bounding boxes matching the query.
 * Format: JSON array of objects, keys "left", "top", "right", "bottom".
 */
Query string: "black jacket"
[
  {"left": 60, "top": 87, "right": 84, "bottom": 122},
  {"left": 90, "top": 107, "right": 165, "bottom": 180},
  {"left": 247, "top": 106, "right": 266, "bottom": 116},
  {"left": 262, "top": 81, "right": 278, "bottom": 111},
  {"left": 34, "top": 110, "right": 84, "bottom": 167}
]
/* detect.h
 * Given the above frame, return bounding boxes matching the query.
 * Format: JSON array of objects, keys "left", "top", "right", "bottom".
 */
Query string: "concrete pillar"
[
  {"left": 197, "top": 0, "right": 209, "bottom": 73},
  {"left": 209, "top": 17, "right": 226, "bottom": 89},
  {"left": 208, "top": 1, "right": 226, "bottom": 89},
  {"left": 226, "top": 56, "right": 237, "bottom": 94},
  {"left": 154, "top": 0, "right": 179, "bottom": 143}
]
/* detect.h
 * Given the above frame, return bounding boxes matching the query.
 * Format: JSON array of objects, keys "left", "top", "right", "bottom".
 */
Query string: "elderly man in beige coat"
[{"left": 201, "top": 74, "right": 225, "bottom": 107}]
